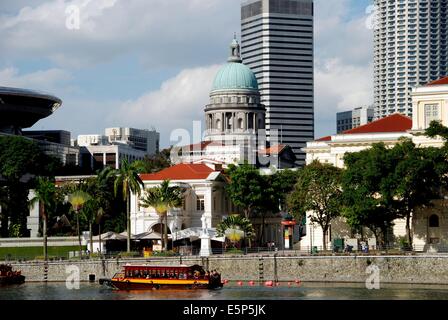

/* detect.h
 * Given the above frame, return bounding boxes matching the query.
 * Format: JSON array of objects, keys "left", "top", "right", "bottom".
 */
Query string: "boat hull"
[
  {"left": 109, "top": 278, "right": 221, "bottom": 290},
  {"left": 0, "top": 275, "right": 25, "bottom": 285}
]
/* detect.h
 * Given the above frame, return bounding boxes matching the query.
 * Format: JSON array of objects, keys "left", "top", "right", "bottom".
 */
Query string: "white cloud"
[
  {"left": 0, "top": 0, "right": 240, "bottom": 69},
  {"left": 0, "top": 66, "right": 73, "bottom": 92},
  {"left": 314, "top": 0, "right": 374, "bottom": 137},
  {"left": 111, "top": 64, "right": 222, "bottom": 147}
]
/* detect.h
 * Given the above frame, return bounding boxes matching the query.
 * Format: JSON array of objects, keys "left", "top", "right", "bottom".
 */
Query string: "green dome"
[{"left": 211, "top": 62, "right": 259, "bottom": 92}]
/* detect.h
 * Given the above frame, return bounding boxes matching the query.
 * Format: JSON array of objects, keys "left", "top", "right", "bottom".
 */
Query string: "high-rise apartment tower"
[{"left": 374, "top": 0, "right": 448, "bottom": 119}]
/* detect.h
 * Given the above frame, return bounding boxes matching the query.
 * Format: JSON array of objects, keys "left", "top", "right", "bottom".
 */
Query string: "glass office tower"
[{"left": 241, "top": 0, "right": 314, "bottom": 165}]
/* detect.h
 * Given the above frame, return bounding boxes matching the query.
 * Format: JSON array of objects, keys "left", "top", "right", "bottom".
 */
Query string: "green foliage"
[
  {"left": 151, "top": 250, "right": 177, "bottom": 257},
  {"left": 140, "top": 180, "right": 184, "bottom": 215},
  {"left": 8, "top": 224, "right": 21, "bottom": 238},
  {"left": 270, "top": 169, "right": 300, "bottom": 211},
  {"left": 342, "top": 139, "right": 448, "bottom": 246},
  {"left": 140, "top": 180, "right": 184, "bottom": 252},
  {"left": 67, "top": 190, "right": 91, "bottom": 212},
  {"left": 216, "top": 215, "right": 255, "bottom": 247},
  {"left": 342, "top": 143, "right": 399, "bottom": 243},
  {"left": 288, "top": 161, "right": 342, "bottom": 228},
  {"left": 225, "top": 163, "right": 266, "bottom": 218},
  {"left": 0, "top": 245, "right": 86, "bottom": 261},
  {"left": 0, "top": 135, "right": 62, "bottom": 237},
  {"left": 132, "top": 148, "right": 172, "bottom": 174},
  {"left": 0, "top": 135, "right": 60, "bottom": 180},
  {"left": 113, "top": 159, "right": 144, "bottom": 201}
]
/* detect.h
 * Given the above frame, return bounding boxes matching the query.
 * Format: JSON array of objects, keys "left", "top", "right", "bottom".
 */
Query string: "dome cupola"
[{"left": 211, "top": 37, "right": 259, "bottom": 92}]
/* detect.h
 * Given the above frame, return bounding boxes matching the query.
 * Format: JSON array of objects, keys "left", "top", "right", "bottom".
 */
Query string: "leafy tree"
[
  {"left": 29, "top": 177, "right": 59, "bottom": 261},
  {"left": 68, "top": 190, "right": 91, "bottom": 258},
  {"left": 216, "top": 215, "right": 255, "bottom": 249},
  {"left": 113, "top": 159, "right": 144, "bottom": 253},
  {"left": 81, "top": 199, "right": 104, "bottom": 257},
  {"left": 140, "top": 180, "right": 184, "bottom": 251},
  {"left": 342, "top": 143, "right": 400, "bottom": 246},
  {"left": 390, "top": 138, "right": 447, "bottom": 246},
  {"left": 288, "top": 161, "right": 343, "bottom": 251},
  {"left": 225, "top": 163, "right": 265, "bottom": 219},
  {"left": 0, "top": 135, "right": 61, "bottom": 236},
  {"left": 132, "top": 148, "right": 172, "bottom": 174}
]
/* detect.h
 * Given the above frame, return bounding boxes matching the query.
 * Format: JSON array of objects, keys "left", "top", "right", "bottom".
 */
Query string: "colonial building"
[
  {"left": 130, "top": 163, "right": 229, "bottom": 252},
  {"left": 173, "top": 38, "right": 296, "bottom": 169},
  {"left": 302, "top": 76, "right": 448, "bottom": 252}
]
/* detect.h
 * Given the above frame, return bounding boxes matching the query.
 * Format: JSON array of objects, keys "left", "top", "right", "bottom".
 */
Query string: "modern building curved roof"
[
  {"left": 0, "top": 86, "right": 62, "bottom": 104},
  {"left": 0, "top": 86, "right": 62, "bottom": 131}
]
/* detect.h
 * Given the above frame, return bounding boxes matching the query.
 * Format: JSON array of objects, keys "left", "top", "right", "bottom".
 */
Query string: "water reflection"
[{"left": 1, "top": 282, "right": 448, "bottom": 300}]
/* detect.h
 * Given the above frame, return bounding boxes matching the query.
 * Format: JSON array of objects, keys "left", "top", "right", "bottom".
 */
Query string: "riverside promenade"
[{"left": 7, "top": 253, "right": 448, "bottom": 285}]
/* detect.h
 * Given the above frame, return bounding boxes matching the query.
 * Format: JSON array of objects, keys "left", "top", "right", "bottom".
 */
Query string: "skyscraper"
[
  {"left": 374, "top": 0, "right": 448, "bottom": 119},
  {"left": 241, "top": 0, "right": 314, "bottom": 165}
]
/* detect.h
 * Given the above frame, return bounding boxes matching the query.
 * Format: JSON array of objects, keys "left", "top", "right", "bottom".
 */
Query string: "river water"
[{"left": 1, "top": 282, "right": 448, "bottom": 300}]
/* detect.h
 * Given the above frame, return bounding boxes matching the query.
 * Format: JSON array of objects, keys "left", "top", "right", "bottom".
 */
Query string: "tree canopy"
[{"left": 287, "top": 161, "right": 342, "bottom": 250}]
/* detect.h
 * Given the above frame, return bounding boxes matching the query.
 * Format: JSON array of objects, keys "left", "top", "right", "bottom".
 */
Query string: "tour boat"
[
  {"left": 0, "top": 264, "right": 25, "bottom": 285},
  {"left": 101, "top": 264, "right": 223, "bottom": 290}
]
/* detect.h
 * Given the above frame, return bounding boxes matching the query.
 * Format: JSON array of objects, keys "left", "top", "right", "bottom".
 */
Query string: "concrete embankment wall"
[{"left": 9, "top": 255, "right": 448, "bottom": 285}]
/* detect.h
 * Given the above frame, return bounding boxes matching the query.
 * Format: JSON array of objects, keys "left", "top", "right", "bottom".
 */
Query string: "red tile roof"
[
  {"left": 140, "top": 163, "right": 216, "bottom": 181},
  {"left": 342, "top": 113, "right": 412, "bottom": 135},
  {"left": 316, "top": 135, "right": 331, "bottom": 141},
  {"left": 314, "top": 114, "right": 412, "bottom": 142},
  {"left": 259, "top": 144, "right": 287, "bottom": 155},
  {"left": 426, "top": 76, "right": 448, "bottom": 86}
]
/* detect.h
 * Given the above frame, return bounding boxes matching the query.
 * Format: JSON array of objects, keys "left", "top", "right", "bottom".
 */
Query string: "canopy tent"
[
  {"left": 133, "top": 231, "right": 163, "bottom": 240},
  {"left": 171, "top": 227, "right": 225, "bottom": 243},
  {"left": 92, "top": 231, "right": 128, "bottom": 241}
]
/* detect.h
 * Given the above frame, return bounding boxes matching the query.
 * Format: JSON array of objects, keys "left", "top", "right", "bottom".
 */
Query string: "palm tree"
[
  {"left": 140, "top": 180, "right": 184, "bottom": 251},
  {"left": 67, "top": 190, "right": 91, "bottom": 258},
  {"left": 81, "top": 199, "right": 105, "bottom": 258},
  {"left": 216, "top": 215, "right": 255, "bottom": 249},
  {"left": 29, "top": 177, "right": 58, "bottom": 262},
  {"left": 113, "top": 159, "right": 144, "bottom": 253},
  {"left": 85, "top": 167, "right": 114, "bottom": 256}
]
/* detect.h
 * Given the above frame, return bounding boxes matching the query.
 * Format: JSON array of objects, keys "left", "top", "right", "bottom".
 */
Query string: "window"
[
  {"left": 429, "top": 214, "right": 439, "bottom": 228},
  {"left": 425, "top": 104, "right": 439, "bottom": 128},
  {"left": 196, "top": 196, "right": 205, "bottom": 211}
]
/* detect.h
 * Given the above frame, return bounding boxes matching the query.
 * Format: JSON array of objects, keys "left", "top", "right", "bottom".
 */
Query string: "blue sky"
[{"left": 0, "top": 0, "right": 373, "bottom": 148}]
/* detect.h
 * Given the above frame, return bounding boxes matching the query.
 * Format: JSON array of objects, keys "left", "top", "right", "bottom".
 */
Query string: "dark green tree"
[
  {"left": 287, "top": 161, "right": 342, "bottom": 251},
  {"left": 390, "top": 138, "right": 447, "bottom": 246},
  {"left": 113, "top": 159, "right": 144, "bottom": 252},
  {"left": 132, "top": 148, "right": 172, "bottom": 174},
  {"left": 140, "top": 180, "right": 184, "bottom": 252},
  {"left": 0, "top": 135, "right": 61, "bottom": 237},
  {"left": 29, "top": 177, "right": 60, "bottom": 261},
  {"left": 342, "top": 143, "right": 400, "bottom": 246},
  {"left": 216, "top": 215, "right": 255, "bottom": 249},
  {"left": 225, "top": 163, "right": 265, "bottom": 219}
]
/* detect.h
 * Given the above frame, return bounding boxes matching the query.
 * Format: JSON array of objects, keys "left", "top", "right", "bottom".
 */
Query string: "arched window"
[
  {"left": 238, "top": 118, "right": 244, "bottom": 130},
  {"left": 429, "top": 214, "right": 440, "bottom": 228},
  {"left": 216, "top": 119, "right": 221, "bottom": 130}
]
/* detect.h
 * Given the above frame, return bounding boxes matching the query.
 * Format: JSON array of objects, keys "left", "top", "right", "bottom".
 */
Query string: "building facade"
[
  {"left": 104, "top": 127, "right": 159, "bottom": 155},
  {"left": 173, "top": 38, "right": 296, "bottom": 169},
  {"left": 241, "top": 0, "right": 314, "bottom": 165},
  {"left": 302, "top": 76, "right": 448, "bottom": 252},
  {"left": 374, "top": 0, "right": 448, "bottom": 119},
  {"left": 204, "top": 37, "right": 266, "bottom": 165},
  {"left": 336, "top": 106, "right": 374, "bottom": 133},
  {"left": 77, "top": 127, "right": 160, "bottom": 170}
]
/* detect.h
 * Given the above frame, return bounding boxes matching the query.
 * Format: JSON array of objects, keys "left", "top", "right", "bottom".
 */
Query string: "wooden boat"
[
  {"left": 101, "top": 264, "right": 223, "bottom": 290},
  {"left": 0, "top": 264, "right": 25, "bottom": 285}
]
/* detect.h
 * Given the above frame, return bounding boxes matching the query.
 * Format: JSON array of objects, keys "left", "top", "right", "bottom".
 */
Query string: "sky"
[{"left": 0, "top": 0, "right": 374, "bottom": 148}]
